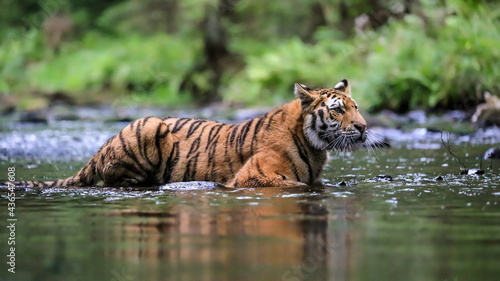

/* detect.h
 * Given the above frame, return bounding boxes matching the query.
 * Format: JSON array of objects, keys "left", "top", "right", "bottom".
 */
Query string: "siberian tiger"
[{"left": 4, "top": 79, "right": 367, "bottom": 188}]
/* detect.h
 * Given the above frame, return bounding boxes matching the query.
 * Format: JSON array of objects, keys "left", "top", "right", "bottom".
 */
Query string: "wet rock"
[
  {"left": 443, "top": 110, "right": 469, "bottom": 122},
  {"left": 19, "top": 110, "right": 49, "bottom": 123},
  {"left": 378, "top": 110, "right": 409, "bottom": 128},
  {"left": 160, "top": 181, "right": 224, "bottom": 190},
  {"left": 460, "top": 169, "right": 485, "bottom": 175},
  {"left": 363, "top": 111, "right": 397, "bottom": 128},
  {"left": 407, "top": 110, "right": 427, "bottom": 124},
  {"left": 373, "top": 175, "right": 393, "bottom": 181},
  {"left": 49, "top": 105, "right": 80, "bottom": 121},
  {"left": 435, "top": 175, "right": 444, "bottom": 181},
  {"left": 74, "top": 106, "right": 117, "bottom": 121},
  {"left": 472, "top": 92, "right": 500, "bottom": 128},
  {"left": 484, "top": 147, "right": 500, "bottom": 159}
]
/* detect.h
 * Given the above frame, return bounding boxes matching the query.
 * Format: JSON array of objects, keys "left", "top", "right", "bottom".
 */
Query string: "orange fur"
[{"left": 5, "top": 80, "right": 367, "bottom": 188}]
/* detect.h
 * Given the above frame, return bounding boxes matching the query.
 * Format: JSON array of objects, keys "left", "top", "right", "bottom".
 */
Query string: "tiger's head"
[{"left": 295, "top": 79, "right": 367, "bottom": 152}]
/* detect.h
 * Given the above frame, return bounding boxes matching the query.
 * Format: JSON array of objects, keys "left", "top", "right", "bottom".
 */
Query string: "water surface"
[{"left": 0, "top": 122, "right": 499, "bottom": 281}]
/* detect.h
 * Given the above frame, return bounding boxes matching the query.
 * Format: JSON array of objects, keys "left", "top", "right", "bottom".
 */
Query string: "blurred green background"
[{"left": 0, "top": 0, "right": 499, "bottom": 112}]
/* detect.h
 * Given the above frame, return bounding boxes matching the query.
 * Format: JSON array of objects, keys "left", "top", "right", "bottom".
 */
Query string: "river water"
[{"left": 0, "top": 121, "right": 499, "bottom": 281}]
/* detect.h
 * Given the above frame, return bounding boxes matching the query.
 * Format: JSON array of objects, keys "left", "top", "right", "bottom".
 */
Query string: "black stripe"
[
  {"left": 172, "top": 118, "right": 191, "bottom": 133},
  {"left": 207, "top": 134, "right": 221, "bottom": 179},
  {"left": 183, "top": 152, "right": 199, "bottom": 181},
  {"left": 154, "top": 123, "right": 168, "bottom": 167},
  {"left": 250, "top": 115, "right": 266, "bottom": 155},
  {"left": 186, "top": 120, "right": 206, "bottom": 138},
  {"left": 118, "top": 131, "right": 148, "bottom": 176},
  {"left": 206, "top": 125, "right": 223, "bottom": 178},
  {"left": 238, "top": 119, "right": 254, "bottom": 155},
  {"left": 98, "top": 152, "right": 106, "bottom": 180},
  {"left": 317, "top": 109, "right": 329, "bottom": 131},
  {"left": 236, "top": 119, "right": 254, "bottom": 162},
  {"left": 276, "top": 173, "right": 287, "bottom": 180},
  {"left": 186, "top": 122, "right": 211, "bottom": 180},
  {"left": 310, "top": 113, "right": 317, "bottom": 129},
  {"left": 142, "top": 117, "right": 155, "bottom": 167},
  {"left": 129, "top": 119, "right": 138, "bottom": 131},
  {"left": 88, "top": 160, "right": 97, "bottom": 185},
  {"left": 190, "top": 122, "right": 210, "bottom": 154},
  {"left": 292, "top": 134, "right": 313, "bottom": 182},
  {"left": 256, "top": 160, "right": 266, "bottom": 177},
  {"left": 265, "top": 109, "right": 284, "bottom": 130},
  {"left": 119, "top": 131, "right": 140, "bottom": 164},
  {"left": 229, "top": 124, "right": 239, "bottom": 146},
  {"left": 207, "top": 134, "right": 220, "bottom": 160},
  {"left": 317, "top": 109, "right": 326, "bottom": 125},
  {"left": 136, "top": 117, "right": 155, "bottom": 168},
  {"left": 284, "top": 152, "right": 301, "bottom": 181},
  {"left": 224, "top": 132, "right": 235, "bottom": 175},
  {"left": 188, "top": 138, "right": 201, "bottom": 155},
  {"left": 116, "top": 162, "right": 144, "bottom": 179},
  {"left": 95, "top": 135, "right": 115, "bottom": 155},
  {"left": 205, "top": 124, "right": 223, "bottom": 150},
  {"left": 163, "top": 141, "right": 179, "bottom": 182}
]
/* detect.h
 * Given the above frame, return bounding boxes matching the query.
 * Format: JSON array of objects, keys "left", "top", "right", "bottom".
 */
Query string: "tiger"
[{"left": 3, "top": 79, "right": 367, "bottom": 188}]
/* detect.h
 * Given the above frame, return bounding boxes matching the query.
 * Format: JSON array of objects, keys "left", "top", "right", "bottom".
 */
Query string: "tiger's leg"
[
  {"left": 96, "top": 141, "right": 151, "bottom": 187},
  {"left": 97, "top": 117, "right": 172, "bottom": 187},
  {"left": 227, "top": 151, "right": 307, "bottom": 188}
]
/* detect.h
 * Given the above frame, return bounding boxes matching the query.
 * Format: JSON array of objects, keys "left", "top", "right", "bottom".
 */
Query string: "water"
[{"left": 1, "top": 122, "right": 500, "bottom": 281}]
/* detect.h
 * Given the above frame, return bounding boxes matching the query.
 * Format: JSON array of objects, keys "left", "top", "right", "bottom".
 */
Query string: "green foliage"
[
  {"left": 1, "top": 31, "right": 200, "bottom": 106},
  {"left": 225, "top": 1, "right": 500, "bottom": 110},
  {"left": 358, "top": 3, "right": 500, "bottom": 111},
  {"left": 0, "top": 0, "right": 498, "bottom": 111}
]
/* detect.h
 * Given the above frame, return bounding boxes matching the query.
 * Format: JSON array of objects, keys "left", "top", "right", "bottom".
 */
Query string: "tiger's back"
[
  {"left": 4, "top": 79, "right": 368, "bottom": 188},
  {"left": 97, "top": 100, "right": 327, "bottom": 187}
]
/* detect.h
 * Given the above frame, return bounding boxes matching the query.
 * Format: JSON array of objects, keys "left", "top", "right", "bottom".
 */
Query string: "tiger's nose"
[{"left": 354, "top": 123, "right": 367, "bottom": 134}]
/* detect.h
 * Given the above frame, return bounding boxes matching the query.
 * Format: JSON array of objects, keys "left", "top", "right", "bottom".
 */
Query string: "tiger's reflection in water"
[{"left": 97, "top": 187, "right": 365, "bottom": 281}]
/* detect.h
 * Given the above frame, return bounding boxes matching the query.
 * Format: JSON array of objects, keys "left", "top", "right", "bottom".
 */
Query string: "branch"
[{"left": 440, "top": 131, "right": 467, "bottom": 171}]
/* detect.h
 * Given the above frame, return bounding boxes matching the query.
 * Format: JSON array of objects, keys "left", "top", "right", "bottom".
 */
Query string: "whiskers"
[
  {"left": 322, "top": 129, "right": 389, "bottom": 157},
  {"left": 361, "top": 130, "right": 389, "bottom": 157},
  {"left": 322, "top": 131, "right": 362, "bottom": 152}
]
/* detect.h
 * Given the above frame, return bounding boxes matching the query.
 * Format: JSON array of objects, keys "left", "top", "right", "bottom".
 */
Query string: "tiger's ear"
[
  {"left": 334, "top": 79, "right": 351, "bottom": 96},
  {"left": 294, "top": 83, "right": 314, "bottom": 109}
]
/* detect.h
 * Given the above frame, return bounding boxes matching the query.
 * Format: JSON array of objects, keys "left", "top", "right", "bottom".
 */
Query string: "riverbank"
[
  {"left": 0, "top": 101, "right": 482, "bottom": 132},
  {"left": 1, "top": 105, "right": 499, "bottom": 165}
]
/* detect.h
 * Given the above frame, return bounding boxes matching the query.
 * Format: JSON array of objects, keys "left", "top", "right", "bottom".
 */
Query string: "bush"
[
  {"left": 1, "top": 31, "right": 201, "bottom": 106},
  {"left": 224, "top": 1, "right": 500, "bottom": 111},
  {"left": 1, "top": 0, "right": 498, "bottom": 112}
]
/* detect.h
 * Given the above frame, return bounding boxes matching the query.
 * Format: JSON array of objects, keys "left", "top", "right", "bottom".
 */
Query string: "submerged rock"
[{"left": 160, "top": 181, "right": 225, "bottom": 190}]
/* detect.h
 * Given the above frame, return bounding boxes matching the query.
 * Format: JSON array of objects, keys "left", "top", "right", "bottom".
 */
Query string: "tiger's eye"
[{"left": 332, "top": 107, "right": 344, "bottom": 114}]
